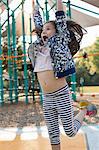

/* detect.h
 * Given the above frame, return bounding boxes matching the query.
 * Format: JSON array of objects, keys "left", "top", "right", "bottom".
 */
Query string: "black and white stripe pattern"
[{"left": 43, "top": 85, "right": 81, "bottom": 145}]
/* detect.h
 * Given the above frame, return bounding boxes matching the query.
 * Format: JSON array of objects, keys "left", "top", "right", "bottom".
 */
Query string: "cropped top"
[{"left": 34, "top": 47, "right": 53, "bottom": 72}]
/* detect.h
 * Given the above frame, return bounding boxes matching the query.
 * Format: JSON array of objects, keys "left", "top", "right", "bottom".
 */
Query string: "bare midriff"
[{"left": 37, "top": 70, "right": 67, "bottom": 93}]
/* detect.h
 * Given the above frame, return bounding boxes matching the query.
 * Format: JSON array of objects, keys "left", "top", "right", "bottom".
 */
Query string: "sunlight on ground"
[{"left": 0, "top": 125, "right": 99, "bottom": 149}]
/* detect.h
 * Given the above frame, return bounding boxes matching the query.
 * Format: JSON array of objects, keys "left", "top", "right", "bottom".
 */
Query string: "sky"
[{"left": 81, "top": 25, "right": 99, "bottom": 48}]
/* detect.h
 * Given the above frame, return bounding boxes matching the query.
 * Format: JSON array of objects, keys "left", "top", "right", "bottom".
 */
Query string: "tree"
[
  {"left": 75, "top": 37, "right": 99, "bottom": 85},
  {"left": 92, "top": 37, "right": 99, "bottom": 73}
]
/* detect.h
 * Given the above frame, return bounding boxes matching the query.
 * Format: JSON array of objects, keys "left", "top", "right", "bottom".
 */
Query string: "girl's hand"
[
  {"left": 57, "top": 0, "right": 63, "bottom": 11},
  {"left": 32, "top": 0, "right": 39, "bottom": 12},
  {"left": 32, "top": 0, "right": 35, "bottom": 10}
]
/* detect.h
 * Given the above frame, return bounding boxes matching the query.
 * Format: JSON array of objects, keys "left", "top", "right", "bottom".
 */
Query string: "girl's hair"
[{"left": 67, "top": 20, "right": 86, "bottom": 56}]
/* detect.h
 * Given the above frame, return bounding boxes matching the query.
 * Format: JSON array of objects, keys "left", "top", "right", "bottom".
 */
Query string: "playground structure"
[
  {"left": 0, "top": 0, "right": 99, "bottom": 106},
  {"left": 0, "top": 1, "right": 99, "bottom": 150}
]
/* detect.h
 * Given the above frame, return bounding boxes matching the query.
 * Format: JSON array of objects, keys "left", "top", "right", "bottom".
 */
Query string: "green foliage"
[
  {"left": 76, "top": 37, "right": 99, "bottom": 85},
  {"left": 2, "top": 37, "right": 23, "bottom": 69},
  {"left": 92, "top": 37, "right": 99, "bottom": 73}
]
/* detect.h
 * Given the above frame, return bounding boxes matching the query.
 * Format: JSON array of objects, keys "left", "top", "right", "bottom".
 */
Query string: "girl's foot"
[{"left": 78, "top": 100, "right": 97, "bottom": 117}]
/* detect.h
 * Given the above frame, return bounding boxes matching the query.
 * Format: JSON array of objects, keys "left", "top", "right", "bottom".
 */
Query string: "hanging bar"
[{"left": 63, "top": 1, "right": 99, "bottom": 15}]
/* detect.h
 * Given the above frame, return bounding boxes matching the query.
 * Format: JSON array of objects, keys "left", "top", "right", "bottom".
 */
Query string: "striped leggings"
[{"left": 43, "top": 85, "right": 81, "bottom": 145}]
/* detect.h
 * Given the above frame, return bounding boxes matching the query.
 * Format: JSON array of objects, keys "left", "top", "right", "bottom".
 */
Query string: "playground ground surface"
[
  {"left": 78, "top": 86, "right": 99, "bottom": 93},
  {"left": 0, "top": 93, "right": 99, "bottom": 150}
]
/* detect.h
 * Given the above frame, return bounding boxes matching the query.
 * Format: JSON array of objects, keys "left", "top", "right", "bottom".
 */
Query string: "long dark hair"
[{"left": 67, "top": 20, "right": 86, "bottom": 56}]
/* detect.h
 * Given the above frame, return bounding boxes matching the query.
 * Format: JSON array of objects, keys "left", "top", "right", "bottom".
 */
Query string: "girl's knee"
[
  {"left": 66, "top": 132, "right": 76, "bottom": 137},
  {"left": 64, "top": 128, "right": 76, "bottom": 137}
]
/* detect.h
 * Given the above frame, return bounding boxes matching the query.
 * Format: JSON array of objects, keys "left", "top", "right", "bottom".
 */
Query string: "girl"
[{"left": 28, "top": 1, "right": 97, "bottom": 150}]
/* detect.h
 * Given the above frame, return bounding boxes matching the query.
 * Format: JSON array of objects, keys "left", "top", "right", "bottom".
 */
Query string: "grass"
[{"left": 79, "top": 86, "right": 99, "bottom": 93}]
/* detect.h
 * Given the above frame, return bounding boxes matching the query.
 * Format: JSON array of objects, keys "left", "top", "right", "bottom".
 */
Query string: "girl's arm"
[
  {"left": 55, "top": 0, "right": 70, "bottom": 42},
  {"left": 28, "top": 43, "right": 35, "bottom": 69},
  {"left": 32, "top": 0, "right": 43, "bottom": 37}
]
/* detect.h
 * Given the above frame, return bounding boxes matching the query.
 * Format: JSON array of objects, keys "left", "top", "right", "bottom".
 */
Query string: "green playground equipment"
[
  {"left": 0, "top": 0, "right": 98, "bottom": 106},
  {"left": 7, "top": 0, "right": 14, "bottom": 103},
  {"left": 0, "top": 0, "right": 29, "bottom": 104},
  {"left": 12, "top": 11, "right": 18, "bottom": 103},
  {"left": 21, "top": 1, "right": 29, "bottom": 104},
  {"left": 67, "top": 0, "right": 76, "bottom": 101},
  {"left": 0, "top": 10, "right": 4, "bottom": 106}
]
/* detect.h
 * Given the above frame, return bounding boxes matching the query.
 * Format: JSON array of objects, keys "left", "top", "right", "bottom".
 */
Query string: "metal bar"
[
  {"left": 7, "top": 0, "right": 13, "bottom": 103},
  {"left": 67, "top": 0, "right": 76, "bottom": 101},
  {"left": 0, "top": 11, "right": 4, "bottom": 106},
  {"left": 1, "top": 1, "right": 26, "bottom": 27},
  {"left": 71, "top": 3, "right": 99, "bottom": 15},
  {"left": 48, "top": 3, "right": 56, "bottom": 12},
  {"left": 71, "top": 74, "right": 77, "bottom": 101},
  {"left": 21, "top": 0, "right": 28, "bottom": 104},
  {"left": 12, "top": 12, "right": 18, "bottom": 103},
  {"left": 67, "top": 0, "right": 71, "bottom": 18},
  {"left": 45, "top": 0, "right": 49, "bottom": 21},
  {"left": 0, "top": 0, "right": 8, "bottom": 7},
  {"left": 63, "top": 1, "right": 99, "bottom": 16}
]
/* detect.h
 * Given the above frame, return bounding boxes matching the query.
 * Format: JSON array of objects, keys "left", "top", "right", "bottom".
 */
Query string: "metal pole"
[
  {"left": 71, "top": 74, "right": 76, "bottom": 101},
  {"left": 12, "top": 12, "right": 18, "bottom": 103},
  {"left": 21, "top": 0, "right": 29, "bottom": 104},
  {"left": 7, "top": 0, "right": 13, "bottom": 103},
  {"left": 45, "top": 0, "right": 49, "bottom": 21},
  {"left": 67, "top": 0, "right": 71, "bottom": 18},
  {"left": 0, "top": 10, "right": 4, "bottom": 106},
  {"left": 67, "top": 0, "right": 76, "bottom": 101}
]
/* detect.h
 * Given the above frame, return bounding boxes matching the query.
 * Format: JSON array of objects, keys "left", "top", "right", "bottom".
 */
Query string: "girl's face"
[{"left": 41, "top": 22, "right": 56, "bottom": 43}]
